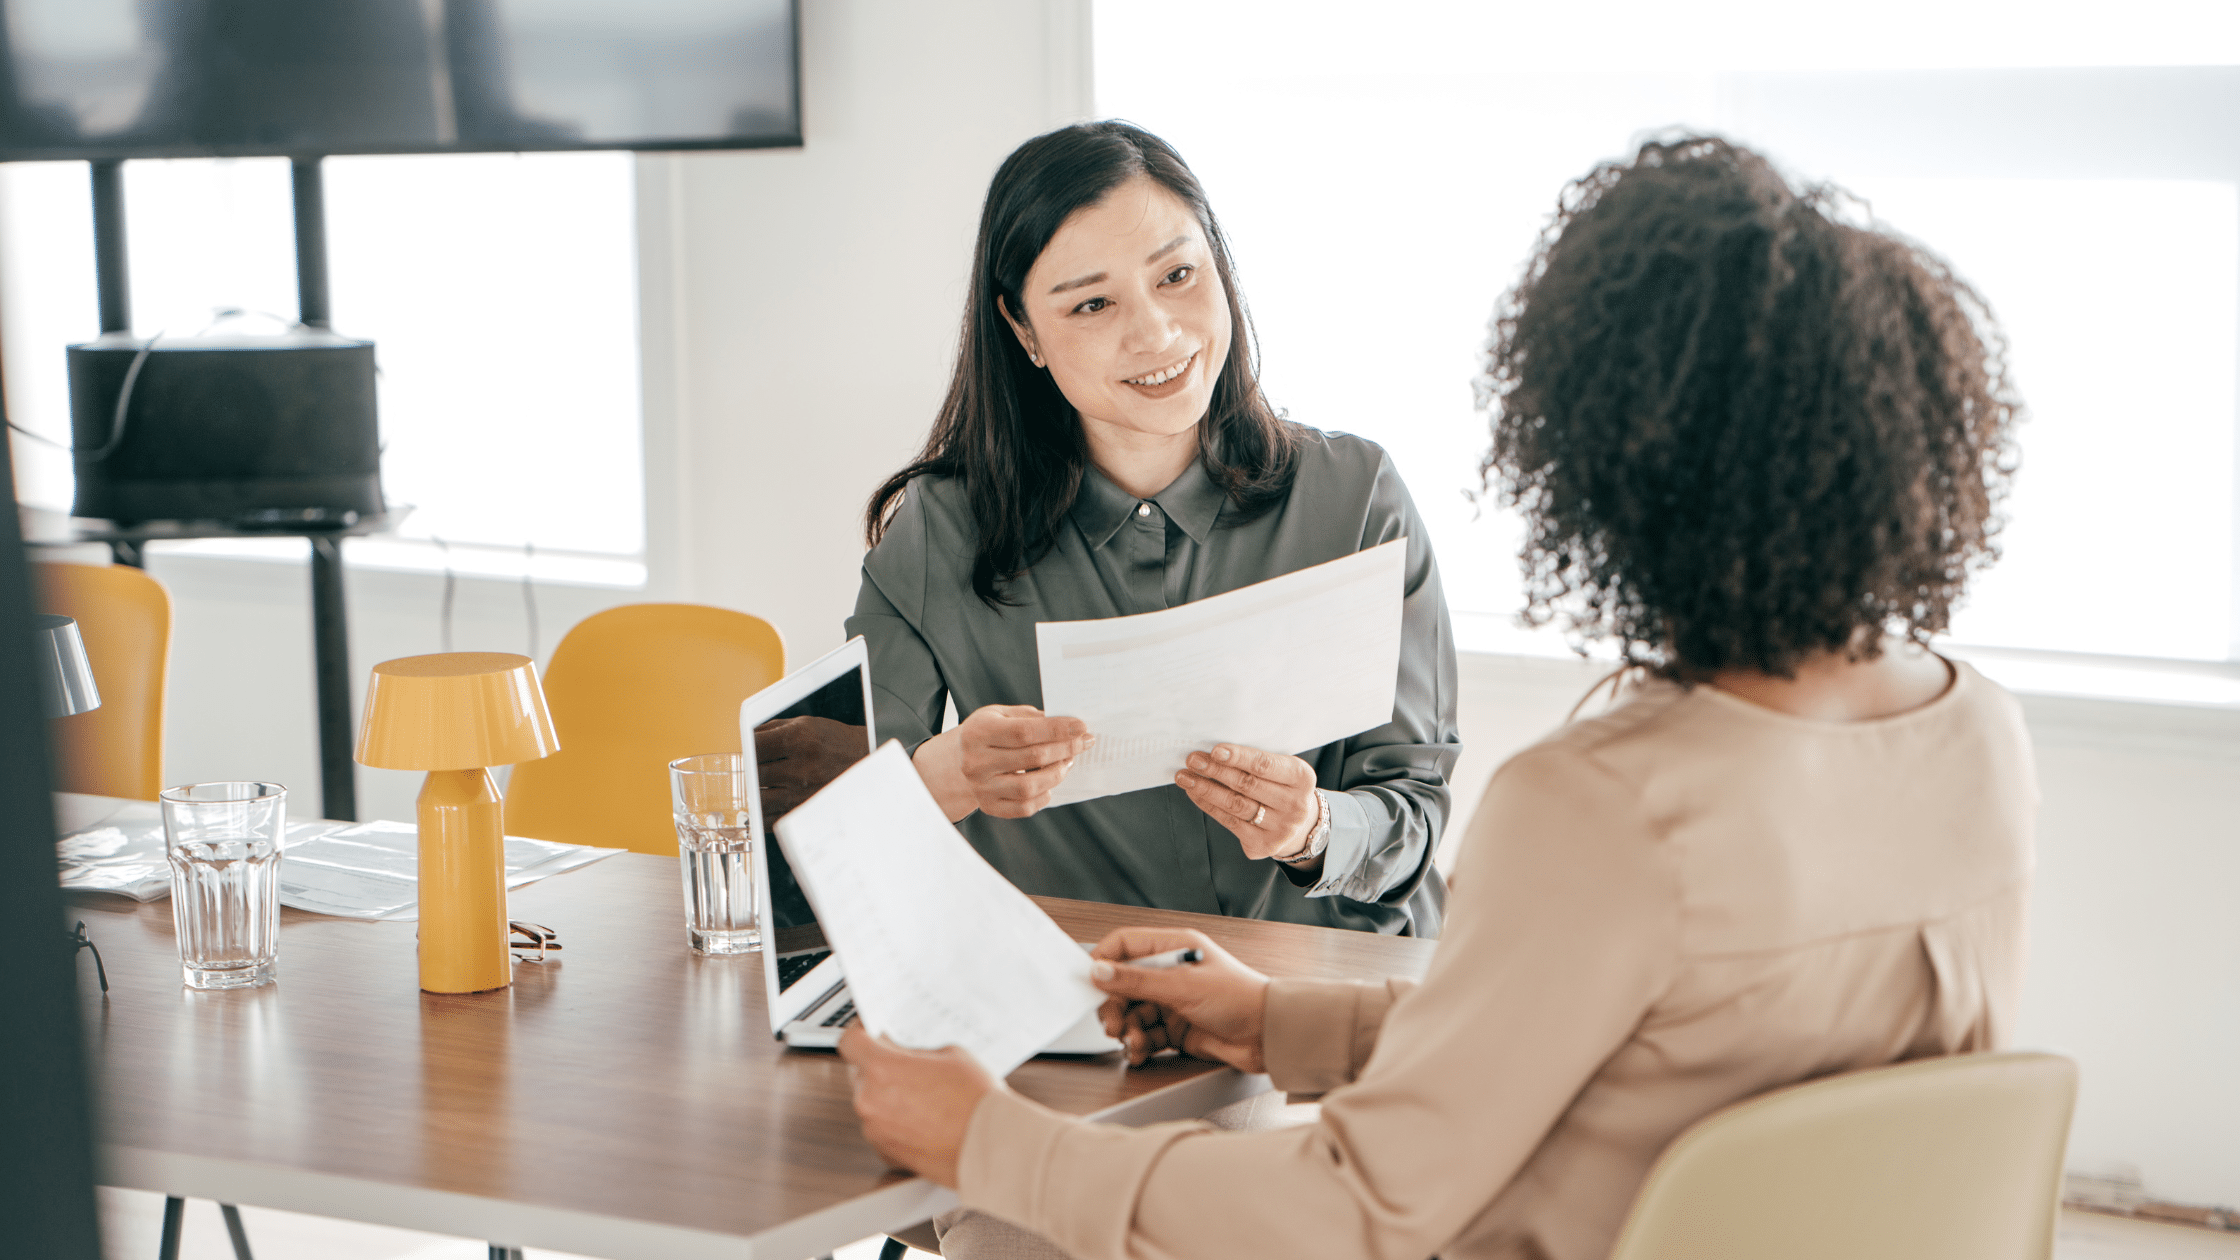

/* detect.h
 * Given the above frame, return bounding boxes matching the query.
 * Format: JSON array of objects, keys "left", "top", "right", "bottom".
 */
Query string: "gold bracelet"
[{"left": 1278, "top": 790, "right": 1331, "bottom": 865}]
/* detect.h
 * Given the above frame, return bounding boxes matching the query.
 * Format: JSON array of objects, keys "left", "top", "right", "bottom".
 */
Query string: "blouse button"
[{"left": 1136, "top": 502, "right": 1152, "bottom": 517}]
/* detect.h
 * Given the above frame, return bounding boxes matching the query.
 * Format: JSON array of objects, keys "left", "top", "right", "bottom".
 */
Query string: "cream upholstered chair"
[{"left": 1607, "top": 1051, "right": 2077, "bottom": 1260}]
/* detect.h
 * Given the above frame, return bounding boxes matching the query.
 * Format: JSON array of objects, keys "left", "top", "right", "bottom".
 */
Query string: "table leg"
[
  {"left": 309, "top": 535, "right": 356, "bottom": 821},
  {"left": 487, "top": 1247, "right": 524, "bottom": 1260},
  {"left": 219, "top": 1202, "right": 255, "bottom": 1259},
  {"left": 157, "top": 1196, "right": 183, "bottom": 1260},
  {"left": 108, "top": 539, "right": 146, "bottom": 569}
]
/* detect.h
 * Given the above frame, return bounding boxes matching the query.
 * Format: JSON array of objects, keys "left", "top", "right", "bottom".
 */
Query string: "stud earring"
[{"left": 1030, "top": 354, "right": 1044, "bottom": 367}]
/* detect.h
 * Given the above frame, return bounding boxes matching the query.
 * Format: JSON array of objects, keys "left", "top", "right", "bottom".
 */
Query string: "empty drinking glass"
[
  {"left": 160, "top": 782, "right": 285, "bottom": 990},
  {"left": 671, "top": 754, "right": 759, "bottom": 954}
]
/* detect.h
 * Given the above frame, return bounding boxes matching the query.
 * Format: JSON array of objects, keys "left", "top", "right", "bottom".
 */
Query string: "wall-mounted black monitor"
[{"left": 0, "top": 0, "right": 799, "bottom": 160}]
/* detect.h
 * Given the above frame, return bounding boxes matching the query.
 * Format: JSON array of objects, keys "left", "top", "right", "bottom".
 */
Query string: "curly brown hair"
[{"left": 1478, "top": 135, "right": 2022, "bottom": 677}]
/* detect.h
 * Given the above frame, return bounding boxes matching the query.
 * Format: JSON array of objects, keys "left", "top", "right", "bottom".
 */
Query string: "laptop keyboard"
[
  {"left": 777, "top": 950, "right": 832, "bottom": 989},
  {"left": 819, "top": 1000, "right": 856, "bottom": 1028}
]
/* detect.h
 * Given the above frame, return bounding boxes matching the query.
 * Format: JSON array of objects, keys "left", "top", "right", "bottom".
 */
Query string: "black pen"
[{"left": 1128, "top": 947, "right": 1203, "bottom": 970}]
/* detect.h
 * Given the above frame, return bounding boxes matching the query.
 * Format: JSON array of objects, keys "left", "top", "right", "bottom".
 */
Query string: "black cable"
[
  {"left": 4, "top": 329, "right": 161, "bottom": 461},
  {"left": 10, "top": 310, "right": 302, "bottom": 459},
  {"left": 4, "top": 415, "right": 71, "bottom": 449},
  {"left": 197, "top": 306, "right": 301, "bottom": 336},
  {"left": 69, "top": 921, "right": 108, "bottom": 994},
  {"left": 83, "top": 332, "right": 160, "bottom": 461}
]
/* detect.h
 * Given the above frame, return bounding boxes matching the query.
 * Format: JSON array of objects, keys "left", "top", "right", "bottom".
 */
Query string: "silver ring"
[{"left": 1252, "top": 805, "right": 1267, "bottom": 827}]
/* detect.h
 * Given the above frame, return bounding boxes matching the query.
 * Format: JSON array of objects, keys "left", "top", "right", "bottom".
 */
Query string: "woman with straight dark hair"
[
  {"left": 837, "top": 135, "right": 2036, "bottom": 1260},
  {"left": 796, "top": 121, "right": 1461, "bottom": 938}
]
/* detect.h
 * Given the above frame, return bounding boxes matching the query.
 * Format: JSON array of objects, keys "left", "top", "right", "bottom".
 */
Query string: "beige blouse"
[{"left": 958, "top": 662, "right": 2037, "bottom": 1260}]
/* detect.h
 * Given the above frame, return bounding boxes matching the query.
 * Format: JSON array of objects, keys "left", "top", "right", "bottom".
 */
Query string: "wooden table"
[{"left": 71, "top": 851, "right": 1435, "bottom": 1259}]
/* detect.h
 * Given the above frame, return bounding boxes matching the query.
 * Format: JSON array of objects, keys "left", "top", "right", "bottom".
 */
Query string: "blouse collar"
[{"left": 1070, "top": 456, "right": 1226, "bottom": 550}]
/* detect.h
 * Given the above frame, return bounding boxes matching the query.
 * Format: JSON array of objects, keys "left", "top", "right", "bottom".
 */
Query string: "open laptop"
[{"left": 741, "top": 637, "right": 1117, "bottom": 1054}]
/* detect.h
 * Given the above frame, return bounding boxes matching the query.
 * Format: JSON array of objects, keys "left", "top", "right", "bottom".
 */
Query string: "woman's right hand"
[
  {"left": 912, "top": 704, "right": 1092, "bottom": 822},
  {"left": 1090, "top": 928, "right": 1271, "bottom": 1071}
]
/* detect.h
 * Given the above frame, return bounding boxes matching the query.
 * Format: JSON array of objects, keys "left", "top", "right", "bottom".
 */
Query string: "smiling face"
[{"left": 1003, "top": 175, "right": 1233, "bottom": 452}]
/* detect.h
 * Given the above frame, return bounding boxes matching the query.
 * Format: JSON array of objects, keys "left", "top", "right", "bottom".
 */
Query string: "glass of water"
[
  {"left": 670, "top": 753, "right": 759, "bottom": 954},
  {"left": 159, "top": 782, "right": 285, "bottom": 990}
]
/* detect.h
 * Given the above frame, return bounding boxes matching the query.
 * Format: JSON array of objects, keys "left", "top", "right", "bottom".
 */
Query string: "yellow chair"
[
  {"left": 505, "top": 603, "right": 784, "bottom": 855},
  {"left": 35, "top": 560, "right": 172, "bottom": 800},
  {"left": 1607, "top": 1051, "right": 2078, "bottom": 1260}
]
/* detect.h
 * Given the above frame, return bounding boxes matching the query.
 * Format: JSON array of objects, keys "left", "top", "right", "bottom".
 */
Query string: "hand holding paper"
[
  {"left": 772, "top": 741, "right": 1102, "bottom": 1076},
  {"left": 1175, "top": 743, "right": 1321, "bottom": 860},
  {"left": 1037, "top": 538, "right": 1408, "bottom": 807}
]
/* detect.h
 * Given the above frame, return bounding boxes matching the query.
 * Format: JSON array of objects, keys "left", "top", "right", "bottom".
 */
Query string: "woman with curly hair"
[{"left": 839, "top": 135, "right": 2037, "bottom": 1260}]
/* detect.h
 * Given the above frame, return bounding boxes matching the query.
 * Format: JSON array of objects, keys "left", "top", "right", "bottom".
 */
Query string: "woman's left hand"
[
  {"left": 837, "top": 1025, "right": 996, "bottom": 1188},
  {"left": 1176, "top": 744, "right": 1319, "bottom": 864}
]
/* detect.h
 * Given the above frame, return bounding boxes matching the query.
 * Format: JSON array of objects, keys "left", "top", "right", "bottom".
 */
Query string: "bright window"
[
  {"left": 1, "top": 150, "right": 643, "bottom": 584},
  {"left": 1096, "top": 2, "right": 2240, "bottom": 669}
]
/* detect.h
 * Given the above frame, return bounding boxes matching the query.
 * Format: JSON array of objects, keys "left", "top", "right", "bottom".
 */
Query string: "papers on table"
[
  {"left": 54, "top": 796, "right": 619, "bottom": 919},
  {"left": 57, "top": 797, "right": 338, "bottom": 904},
  {"left": 1037, "top": 538, "right": 1407, "bottom": 806},
  {"left": 271, "top": 820, "right": 621, "bottom": 921},
  {"left": 772, "top": 741, "right": 1102, "bottom": 1076}
]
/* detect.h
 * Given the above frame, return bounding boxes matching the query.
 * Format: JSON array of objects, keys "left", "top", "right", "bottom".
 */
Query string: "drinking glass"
[
  {"left": 160, "top": 782, "right": 285, "bottom": 990},
  {"left": 670, "top": 754, "right": 759, "bottom": 954}
]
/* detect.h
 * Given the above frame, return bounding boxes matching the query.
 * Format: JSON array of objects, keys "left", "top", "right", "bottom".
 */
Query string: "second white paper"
[
  {"left": 1038, "top": 538, "right": 1407, "bottom": 807},
  {"left": 772, "top": 741, "right": 1102, "bottom": 1076}
]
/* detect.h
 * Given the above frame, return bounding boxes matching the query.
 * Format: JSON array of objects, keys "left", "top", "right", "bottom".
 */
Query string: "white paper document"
[
  {"left": 1037, "top": 538, "right": 1407, "bottom": 807},
  {"left": 772, "top": 741, "right": 1102, "bottom": 1076},
  {"left": 270, "top": 820, "right": 621, "bottom": 921}
]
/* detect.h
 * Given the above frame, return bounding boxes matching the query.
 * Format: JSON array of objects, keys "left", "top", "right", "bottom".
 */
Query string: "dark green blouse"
[{"left": 844, "top": 430, "right": 1460, "bottom": 936}]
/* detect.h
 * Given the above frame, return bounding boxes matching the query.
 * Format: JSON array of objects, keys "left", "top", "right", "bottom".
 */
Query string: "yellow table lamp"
[{"left": 355, "top": 652, "right": 560, "bottom": 994}]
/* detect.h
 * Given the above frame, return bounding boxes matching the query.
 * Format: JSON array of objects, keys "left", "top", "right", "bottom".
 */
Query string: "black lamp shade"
[{"left": 33, "top": 614, "right": 100, "bottom": 718}]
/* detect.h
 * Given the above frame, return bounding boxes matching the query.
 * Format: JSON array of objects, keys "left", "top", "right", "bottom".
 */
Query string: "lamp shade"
[
  {"left": 355, "top": 652, "right": 560, "bottom": 771},
  {"left": 34, "top": 614, "right": 101, "bottom": 718}
]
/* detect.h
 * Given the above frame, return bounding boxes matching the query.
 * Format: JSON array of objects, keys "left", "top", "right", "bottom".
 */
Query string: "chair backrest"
[
  {"left": 1608, "top": 1051, "right": 2078, "bottom": 1260},
  {"left": 35, "top": 561, "right": 172, "bottom": 800},
  {"left": 504, "top": 603, "right": 784, "bottom": 855}
]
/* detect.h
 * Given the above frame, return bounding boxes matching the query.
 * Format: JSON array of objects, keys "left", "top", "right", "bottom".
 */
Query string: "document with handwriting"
[
  {"left": 1036, "top": 538, "right": 1407, "bottom": 807},
  {"left": 772, "top": 741, "right": 1102, "bottom": 1076}
]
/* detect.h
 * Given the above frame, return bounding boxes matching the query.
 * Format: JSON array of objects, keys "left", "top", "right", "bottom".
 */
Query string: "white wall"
[
  {"left": 26, "top": 0, "right": 2238, "bottom": 1217},
  {"left": 2015, "top": 720, "right": 2239, "bottom": 1208},
  {"left": 637, "top": 0, "right": 1094, "bottom": 659}
]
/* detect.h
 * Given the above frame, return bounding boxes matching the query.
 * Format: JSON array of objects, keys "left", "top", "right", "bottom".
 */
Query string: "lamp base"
[{"left": 417, "top": 767, "right": 512, "bottom": 994}]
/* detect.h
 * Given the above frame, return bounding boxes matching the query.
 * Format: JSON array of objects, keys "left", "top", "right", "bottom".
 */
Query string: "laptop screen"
[{"left": 757, "top": 664, "right": 869, "bottom": 996}]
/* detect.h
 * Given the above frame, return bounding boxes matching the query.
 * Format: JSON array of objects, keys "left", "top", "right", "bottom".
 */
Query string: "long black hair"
[{"left": 864, "top": 121, "right": 1298, "bottom": 605}]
